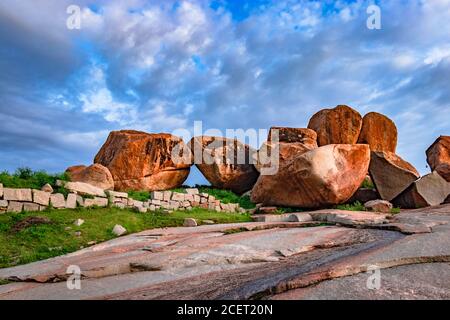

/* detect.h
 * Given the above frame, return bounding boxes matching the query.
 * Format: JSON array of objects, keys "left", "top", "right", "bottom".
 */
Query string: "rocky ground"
[{"left": 0, "top": 204, "right": 449, "bottom": 300}]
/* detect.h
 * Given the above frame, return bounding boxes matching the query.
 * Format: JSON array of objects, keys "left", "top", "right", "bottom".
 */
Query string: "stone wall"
[{"left": 0, "top": 183, "right": 245, "bottom": 214}]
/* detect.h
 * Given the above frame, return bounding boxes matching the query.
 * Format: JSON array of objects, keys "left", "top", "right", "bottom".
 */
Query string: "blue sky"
[{"left": 0, "top": 0, "right": 449, "bottom": 186}]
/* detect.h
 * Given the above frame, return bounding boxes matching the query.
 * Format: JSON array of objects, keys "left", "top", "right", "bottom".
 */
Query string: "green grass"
[
  {"left": 336, "top": 201, "right": 402, "bottom": 214},
  {"left": 0, "top": 207, "right": 251, "bottom": 269},
  {"left": 336, "top": 201, "right": 365, "bottom": 212},
  {"left": 0, "top": 167, "right": 69, "bottom": 189},
  {"left": 361, "top": 178, "right": 375, "bottom": 190}
]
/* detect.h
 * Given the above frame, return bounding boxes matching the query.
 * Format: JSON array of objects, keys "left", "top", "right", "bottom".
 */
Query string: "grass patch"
[
  {"left": 0, "top": 167, "right": 69, "bottom": 189},
  {"left": 127, "top": 190, "right": 151, "bottom": 202},
  {"left": 335, "top": 201, "right": 365, "bottom": 212},
  {"left": 0, "top": 279, "right": 11, "bottom": 286},
  {"left": 391, "top": 207, "right": 401, "bottom": 214},
  {"left": 361, "top": 179, "right": 375, "bottom": 190},
  {"left": 0, "top": 207, "right": 251, "bottom": 269}
]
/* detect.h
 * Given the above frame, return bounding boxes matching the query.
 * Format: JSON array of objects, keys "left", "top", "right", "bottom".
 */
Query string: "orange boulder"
[
  {"left": 426, "top": 136, "right": 450, "bottom": 182},
  {"left": 307, "top": 105, "right": 363, "bottom": 146},
  {"left": 66, "top": 164, "right": 115, "bottom": 190},
  {"left": 251, "top": 144, "right": 370, "bottom": 208},
  {"left": 357, "top": 112, "right": 398, "bottom": 153},
  {"left": 94, "top": 130, "right": 191, "bottom": 191}
]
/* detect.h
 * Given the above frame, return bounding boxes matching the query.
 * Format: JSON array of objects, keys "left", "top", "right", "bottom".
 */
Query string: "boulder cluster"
[{"left": 64, "top": 105, "right": 450, "bottom": 210}]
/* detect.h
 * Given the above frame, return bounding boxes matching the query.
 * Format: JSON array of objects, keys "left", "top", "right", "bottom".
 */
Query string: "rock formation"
[
  {"left": 66, "top": 164, "right": 114, "bottom": 190},
  {"left": 393, "top": 171, "right": 450, "bottom": 209},
  {"left": 307, "top": 105, "right": 363, "bottom": 146},
  {"left": 426, "top": 136, "right": 450, "bottom": 182},
  {"left": 255, "top": 127, "right": 318, "bottom": 173},
  {"left": 369, "top": 151, "right": 420, "bottom": 201},
  {"left": 189, "top": 136, "right": 259, "bottom": 194},
  {"left": 94, "top": 130, "right": 191, "bottom": 191},
  {"left": 251, "top": 144, "right": 370, "bottom": 208},
  {"left": 357, "top": 112, "right": 397, "bottom": 153}
]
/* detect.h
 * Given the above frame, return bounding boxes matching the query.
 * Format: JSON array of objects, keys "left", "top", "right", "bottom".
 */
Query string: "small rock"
[
  {"left": 74, "top": 219, "right": 85, "bottom": 227},
  {"left": 41, "top": 183, "right": 54, "bottom": 193},
  {"left": 186, "top": 188, "right": 199, "bottom": 195},
  {"left": 74, "top": 231, "right": 82, "bottom": 237},
  {"left": 183, "top": 218, "right": 198, "bottom": 227},
  {"left": 112, "top": 224, "right": 127, "bottom": 236},
  {"left": 65, "top": 226, "right": 72, "bottom": 231},
  {"left": 258, "top": 206, "right": 278, "bottom": 214},
  {"left": 202, "top": 220, "right": 215, "bottom": 225},
  {"left": 87, "top": 241, "right": 96, "bottom": 246},
  {"left": 364, "top": 200, "right": 393, "bottom": 213}
]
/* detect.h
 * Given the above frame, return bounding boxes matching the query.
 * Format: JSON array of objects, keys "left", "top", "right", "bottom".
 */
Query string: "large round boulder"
[
  {"left": 426, "top": 136, "right": 450, "bottom": 182},
  {"left": 66, "top": 164, "right": 114, "bottom": 190},
  {"left": 369, "top": 151, "right": 420, "bottom": 201},
  {"left": 94, "top": 130, "right": 191, "bottom": 191},
  {"left": 307, "top": 105, "right": 363, "bottom": 146},
  {"left": 189, "top": 136, "right": 259, "bottom": 194},
  {"left": 357, "top": 112, "right": 398, "bottom": 153},
  {"left": 255, "top": 128, "right": 318, "bottom": 173},
  {"left": 251, "top": 144, "right": 371, "bottom": 208}
]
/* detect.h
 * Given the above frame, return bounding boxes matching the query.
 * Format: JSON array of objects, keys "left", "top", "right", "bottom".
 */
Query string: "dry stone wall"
[{"left": 0, "top": 182, "right": 245, "bottom": 214}]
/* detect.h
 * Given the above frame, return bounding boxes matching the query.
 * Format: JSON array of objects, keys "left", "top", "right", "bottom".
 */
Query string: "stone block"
[
  {"left": 66, "top": 193, "right": 77, "bottom": 209},
  {"left": 106, "top": 190, "right": 128, "bottom": 199},
  {"left": 23, "top": 203, "right": 40, "bottom": 212},
  {"left": 171, "top": 192, "right": 185, "bottom": 201},
  {"left": 84, "top": 197, "right": 108, "bottom": 208},
  {"left": 183, "top": 218, "right": 197, "bottom": 227},
  {"left": 7, "top": 201, "right": 23, "bottom": 213},
  {"left": 64, "top": 181, "right": 106, "bottom": 198},
  {"left": 3, "top": 188, "right": 32, "bottom": 202},
  {"left": 50, "top": 193, "right": 66, "bottom": 209},
  {"left": 163, "top": 191, "right": 172, "bottom": 201},
  {"left": 0, "top": 200, "right": 8, "bottom": 208},
  {"left": 76, "top": 195, "right": 84, "bottom": 207},
  {"left": 0, "top": 183, "right": 3, "bottom": 198},
  {"left": 151, "top": 191, "right": 164, "bottom": 201},
  {"left": 186, "top": 188, "right": 199, "bottom": 195},
  {"left": 151, "top": 199, "right": 161, "bottom": 206},
  {"left": 33, "top": 190, "right": 51, "bottom": 206}
]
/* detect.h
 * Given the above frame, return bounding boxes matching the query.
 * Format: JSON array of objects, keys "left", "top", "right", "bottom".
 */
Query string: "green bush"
[
  {"left": 336, "top": 201, "right": 365, "bottom": 211},
  {"left": 0, "top": 168, "right": 70, "bottom": 189}
]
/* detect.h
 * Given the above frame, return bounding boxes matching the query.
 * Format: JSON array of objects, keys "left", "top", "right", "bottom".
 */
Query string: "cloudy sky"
[{"left": 0, "top": 0, "right": 449, "bottom": 185}]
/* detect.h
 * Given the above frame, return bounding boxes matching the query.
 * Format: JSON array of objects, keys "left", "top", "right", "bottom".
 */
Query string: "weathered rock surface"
[
  {"left": 364, "top": 200, "right": 393, "bottom": 213},
  {"left": 369, "top": 151, "right": 420, "bottom": 201},
  {"left": 393, "top": 171, "right": 450, "bottom": 209},
  {"left": 66, "top": 164, "right": 115, "bottom": 190},
  {"left": 307, "top": 105, "right": 363, "bottom": 146},
  {"left": 347, "top": 188, "right": 379, "bottom": 204},
  {"left": 95, "top": 130, "right": 191, "bottom": 192},
  {"left": 3, "top": 188, "right": 32, "bottom": 202},
  {"left": 32, "top": 190, "right": 50, "bottom": 206},
  {"left": 1, "top": 204, "right": 450, "bottom": 300},
  {"left": 190, "top": 136, "right": 259, "bottom": 194},
  {"left": 41, "top": 183, "right": 53, "bottom": 193},
  {"left": 357, "top": 112, "right": 397, "bottom": 153},
  {"left": 426, "top": 136, "right": 450, "bottom": 182},
  {"left": 63, "top": 181, "right": 106, "bottom": 198},
  {"left": 255, "top": 128, "right": 318, "bottom": 174},
  {"left": 251, "top": 144, "right": 370, "bottom": 208}
]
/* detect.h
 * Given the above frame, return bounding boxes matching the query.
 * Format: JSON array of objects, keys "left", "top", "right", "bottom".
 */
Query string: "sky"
[{"left": 0, "top": 0, "right": 449, "bottom": 186}]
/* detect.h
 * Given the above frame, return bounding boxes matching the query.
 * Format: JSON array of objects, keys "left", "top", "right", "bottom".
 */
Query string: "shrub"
[{"left": 0, "top": 168, "right": 70, "bottom": 189}]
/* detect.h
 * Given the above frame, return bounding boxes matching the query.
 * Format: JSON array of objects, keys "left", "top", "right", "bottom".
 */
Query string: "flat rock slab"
[{"left": 1, "top": 204, "right": 449, "bottom": 300}]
